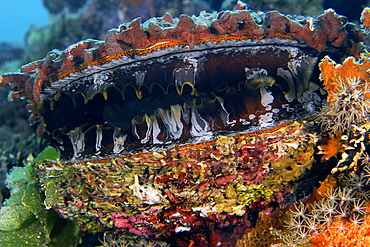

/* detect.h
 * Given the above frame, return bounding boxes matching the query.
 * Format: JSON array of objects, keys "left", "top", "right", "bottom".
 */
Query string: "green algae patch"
[
  {"left": 0, "top": 146, "right": 81, "bottom": 247},
  {"left": 0, "top": 206, "right": 32, "bottom": 231}
]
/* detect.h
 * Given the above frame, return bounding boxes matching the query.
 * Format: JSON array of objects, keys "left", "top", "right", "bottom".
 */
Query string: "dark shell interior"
[{"left": 39, "top": 40, "right": 331, "bottom": 159}]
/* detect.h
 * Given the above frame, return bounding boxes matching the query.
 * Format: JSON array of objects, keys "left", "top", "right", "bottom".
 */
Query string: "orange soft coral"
[
  {"left": 315, "top": 175, "right": 337, "bottom": 199},
  {"left": 319, "top": 53, "right": 370, "bottom": 103},
  {"left": 361, "top": 7, "right": 370, "bottom": 29},
  {"left": 316, "top": 53, "right": 370, "bottom": 133},
  {"left": 318, "top": 136, "right": 343, "bottom": 161}
]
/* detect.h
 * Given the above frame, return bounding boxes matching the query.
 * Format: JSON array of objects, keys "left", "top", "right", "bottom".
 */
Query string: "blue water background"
[{"left": 0, "top": 0, "right": 48, "bottom": 43}]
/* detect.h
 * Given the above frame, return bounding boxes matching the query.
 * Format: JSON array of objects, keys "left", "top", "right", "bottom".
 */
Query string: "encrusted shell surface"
[{"left": 38, "top": 122, "right": 316, "bottom": 240}]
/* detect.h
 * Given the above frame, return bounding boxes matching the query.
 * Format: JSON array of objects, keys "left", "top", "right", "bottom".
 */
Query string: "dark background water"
[{"left": 0, "top": 0, "right": 368, "bottom": 43}]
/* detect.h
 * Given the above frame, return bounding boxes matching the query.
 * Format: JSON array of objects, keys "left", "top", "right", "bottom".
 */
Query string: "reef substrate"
[{"left": 1, "top": 2, "right": 369, "bottom": 246}]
